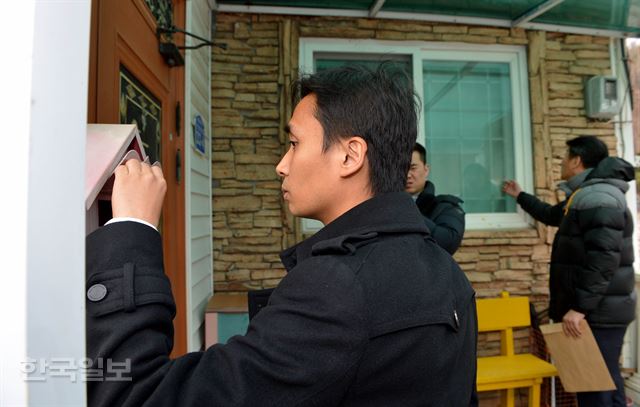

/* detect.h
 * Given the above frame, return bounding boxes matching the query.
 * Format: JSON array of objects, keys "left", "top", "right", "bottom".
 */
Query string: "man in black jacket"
[
  {"left": 503, "top": 135, "right": 636, "bottom": 407},
  {"left": 406, "top": 143, "right": 465, "bottom": 254},
  {"left": 86, "top": 64, "right": 477, "bottom": 406}
]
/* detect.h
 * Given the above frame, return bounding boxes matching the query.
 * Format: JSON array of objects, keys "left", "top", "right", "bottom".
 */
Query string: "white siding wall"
[{"left": 185, "top": 0, "right": 213, "bottom": 352}]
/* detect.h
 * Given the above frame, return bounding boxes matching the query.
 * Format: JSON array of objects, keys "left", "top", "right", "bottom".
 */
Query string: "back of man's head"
[
  {"left": 413, "top": 143, "right": 427, "bottom": 164},
  {"left": 566, "top": 136, "right": 609, "bottom": 168},
  {"left": 293, "top": 63, "right": 419, "bottom": 195}
]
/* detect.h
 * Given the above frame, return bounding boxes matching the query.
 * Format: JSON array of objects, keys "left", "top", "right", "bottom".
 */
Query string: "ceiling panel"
[
  {"left": 533, "top": 0, "right": 640, "bottom": 33},
  {"left": 217, "top": 0, "right": 640, "bottom": 35},
  {"left": 381, "top": 0, "right": 539, "bottom": 21}
]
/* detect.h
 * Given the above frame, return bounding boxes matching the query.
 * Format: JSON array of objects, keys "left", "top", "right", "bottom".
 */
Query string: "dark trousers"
[{"left": 576, "top": 326, "right": 628, "bottom": 407}]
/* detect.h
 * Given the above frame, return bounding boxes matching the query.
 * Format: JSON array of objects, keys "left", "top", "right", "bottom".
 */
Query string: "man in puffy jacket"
[
  {"left": 86, "top": 64, "right": 477, "bottom": 406},
  {"left": 503, "top": 135, "right": 636, "bottom": 406},
  {"left": 405, "top": 143, "right": 465, "bottom": 254}
]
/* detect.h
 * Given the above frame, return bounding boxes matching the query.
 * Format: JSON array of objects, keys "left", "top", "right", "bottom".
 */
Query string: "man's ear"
[
  {"left": 570, "top": 155, "right": 584, "bottom": 172},
  {"left": 339, "top": 136, "right": 367, "bottom": 177}
]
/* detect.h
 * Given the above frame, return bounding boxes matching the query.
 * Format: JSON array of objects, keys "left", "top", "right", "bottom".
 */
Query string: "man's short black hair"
[
  {"left": 566, "top": 136, "right": 609, "bottom": 168},
  {"left": 292, "top": 63, "right": 419, "bottom": 194},
  {"left": 413, "top": 143, "right": 427, "bottom": 164}
]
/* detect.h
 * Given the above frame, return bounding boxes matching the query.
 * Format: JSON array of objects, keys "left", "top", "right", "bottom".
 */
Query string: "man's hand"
[
  {"left": 112, "top": 158, "right": 167, "bottom": 228},
  {"left": 502, "top": 180, "right": 522, "bottom": 198},
  {"left": 562, "top": 309, "right": 585, "bottom": 338}
]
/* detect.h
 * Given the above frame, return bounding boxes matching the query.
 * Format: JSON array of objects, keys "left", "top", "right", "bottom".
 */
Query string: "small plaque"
[{"left": 193, "top": 114, "right": 206, "bottom": 155}]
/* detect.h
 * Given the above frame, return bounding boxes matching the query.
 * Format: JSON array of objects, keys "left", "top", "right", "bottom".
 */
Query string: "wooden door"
[{"left": 88, "top": 0, "right": 187, "bottom": 357}]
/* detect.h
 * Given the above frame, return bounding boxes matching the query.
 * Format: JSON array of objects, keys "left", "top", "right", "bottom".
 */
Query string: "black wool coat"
[{"left": 86, "top": 192, "right": 477, "bottom": 406}]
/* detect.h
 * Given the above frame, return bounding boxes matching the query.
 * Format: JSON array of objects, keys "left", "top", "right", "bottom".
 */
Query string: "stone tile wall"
[{"left": 211, "top": 17, "right": 617, "bottom": 398}]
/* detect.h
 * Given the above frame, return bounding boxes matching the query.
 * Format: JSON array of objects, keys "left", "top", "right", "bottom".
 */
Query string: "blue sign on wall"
[{"left": 193, "top": 114, "right": 206, "bottom": 155}]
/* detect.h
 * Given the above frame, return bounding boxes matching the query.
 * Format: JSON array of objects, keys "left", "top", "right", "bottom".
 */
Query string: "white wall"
[
  {"left": 0, "top": 1, "right": 35, "bottom": 405},
  {"left": 0, "top": 1, "right": 90, "bottom": 405},
  {"left": 185, "top": 0, "right": 214, "bottom": 351},
  {"left": 612, "top": 38, "right": 640, "bottom": 401},
  {"left": 28, "top": 1, "right": 91, "bottom": 404},
  {"left": 2, "top": 0, "right": 91, "bottom": 405}
]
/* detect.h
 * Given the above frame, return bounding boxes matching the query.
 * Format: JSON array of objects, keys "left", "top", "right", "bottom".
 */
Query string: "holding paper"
[{"left": 540, "top": 320, "right": 616, "bottom": 392}]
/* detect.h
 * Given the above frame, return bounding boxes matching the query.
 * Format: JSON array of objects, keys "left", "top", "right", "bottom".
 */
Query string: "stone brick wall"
[
  {"left": 211, "top": 14, "right": 617, "bottom": 379},
  {"left": 211, "top": 14, "right": 289, "bottom": 292}
]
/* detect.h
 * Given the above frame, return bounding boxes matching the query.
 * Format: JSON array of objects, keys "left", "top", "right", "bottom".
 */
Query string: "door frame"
[{"left": 88, "top": 0, "right": 187, "bottom": 357}]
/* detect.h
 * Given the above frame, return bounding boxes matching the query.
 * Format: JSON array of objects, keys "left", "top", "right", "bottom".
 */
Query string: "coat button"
[{"left": 87, "top": 284, "right": 107, "bottom": 302}]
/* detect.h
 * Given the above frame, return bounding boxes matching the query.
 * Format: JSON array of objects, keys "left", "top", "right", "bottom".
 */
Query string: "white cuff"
[{"left": 105, "top": 217, "right": 158, "bottom": 232}]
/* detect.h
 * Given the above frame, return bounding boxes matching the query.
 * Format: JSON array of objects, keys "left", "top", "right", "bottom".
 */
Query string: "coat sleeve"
[
  {"left": 573, "top": 192, "right": 627, "bottom": 314},
  {"left": 423, "top": 200, "right": 465, "bottom": 255},
  {"left": 516, "top": 192, "right": 565, "bottom": 226},
  {"left": 86, "top": 222, "right": 369, "bottom": 407}
]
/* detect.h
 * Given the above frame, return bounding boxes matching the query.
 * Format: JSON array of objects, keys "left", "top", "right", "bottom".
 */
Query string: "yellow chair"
[{"left": 476, "top": 292, "right": 557, "bottom": 407}]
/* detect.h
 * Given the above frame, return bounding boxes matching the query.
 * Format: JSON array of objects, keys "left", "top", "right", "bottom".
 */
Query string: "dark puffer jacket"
[
  {"left": 414, "top": 181, "right": 465, "bottom": 255},
  {"left": 517, "top": 157, "right": 636, "bottom": 327}
]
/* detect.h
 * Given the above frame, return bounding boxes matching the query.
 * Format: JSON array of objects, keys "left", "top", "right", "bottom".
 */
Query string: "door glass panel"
[
  {"left": 423, "top": 60, "right": 516, "bottom": 214},
  {"left": 119, "top": 65, "right": 162, "bottom": 163}
]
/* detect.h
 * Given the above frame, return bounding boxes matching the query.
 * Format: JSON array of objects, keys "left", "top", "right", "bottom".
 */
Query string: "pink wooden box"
[{"left": 85, "top": 124, "right": 146, "bottom": 234}]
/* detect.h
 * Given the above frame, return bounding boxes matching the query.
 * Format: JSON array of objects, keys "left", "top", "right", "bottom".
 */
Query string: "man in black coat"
[
  {"left": 503, "top": 135, "right": 636, "bottom": 407},
  {"left": 86, "top": 64, "right": 477, "bottom": 406},
  {"left": 406, "top": 143, "right": 465, "bottom": 254}
]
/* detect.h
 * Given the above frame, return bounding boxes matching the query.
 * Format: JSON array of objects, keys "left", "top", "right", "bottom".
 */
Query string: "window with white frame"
[{"left": 299, "top": 39, "right": 533, "bottom": 232}]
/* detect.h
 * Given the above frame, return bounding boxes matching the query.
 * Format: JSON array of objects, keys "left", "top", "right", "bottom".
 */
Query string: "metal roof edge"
[
  {"left": 375, "top": 10, "right": 512, "bottom": 27},
  {"left": 521, "top": 21, "right": 632, "bottom": 38},
  {"left": 217, "top": 4, "right": 369, "bottom": 17}
]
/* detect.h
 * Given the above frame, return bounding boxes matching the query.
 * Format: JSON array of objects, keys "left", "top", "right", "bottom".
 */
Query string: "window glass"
[
  {"left": 315, "top": 54, "right": 412, "bottom": 81},
  {"left": 423, "top": 60, "right": 516, "bottom": 214},
  {"left": 299, "top": 39, "right": 532, "bottom": 230}
]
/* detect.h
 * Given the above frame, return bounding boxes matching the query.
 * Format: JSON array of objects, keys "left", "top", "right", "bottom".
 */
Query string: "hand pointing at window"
[{"left": 502, "top": 180, "right": 522, "bottom": 198}]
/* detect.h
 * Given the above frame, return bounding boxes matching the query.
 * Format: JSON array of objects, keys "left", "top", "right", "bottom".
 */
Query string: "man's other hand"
[
  {"left": 562, "top": 309, "right": 585, "bottom": 338},
  {"left": 112, "top": 158, "right": 167, "bottom": 228},
  {"left": 502, "top": 180, "right": 522, "bottom": 198}
]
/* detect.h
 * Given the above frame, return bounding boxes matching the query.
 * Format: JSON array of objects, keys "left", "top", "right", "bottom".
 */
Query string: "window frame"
[{"left": 299, "top": 38, "right": 534, "bottom": 232}]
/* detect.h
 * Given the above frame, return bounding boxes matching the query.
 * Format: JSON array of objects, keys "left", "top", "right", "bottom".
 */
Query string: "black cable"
[{"left": 157, "top": 25, "right": 227, "bottom": 50}]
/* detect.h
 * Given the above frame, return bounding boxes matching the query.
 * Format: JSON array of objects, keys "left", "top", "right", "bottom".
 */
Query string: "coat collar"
[
  {"left": 559, "top": 157, "right": 634, "bottom": 195},
  {"left": 559, "top": 168, "right": 592, "bottom": 195},
  {"left": 280, "top": 192, "right": 429, "bottom": 271},
  {"left": 422, "top": 180, "right": 435, "bottom": 196}
]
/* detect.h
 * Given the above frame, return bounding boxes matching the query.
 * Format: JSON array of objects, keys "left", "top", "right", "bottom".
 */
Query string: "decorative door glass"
[{"left": 119, "top": 65, "right": 162, "bottom": 163}]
